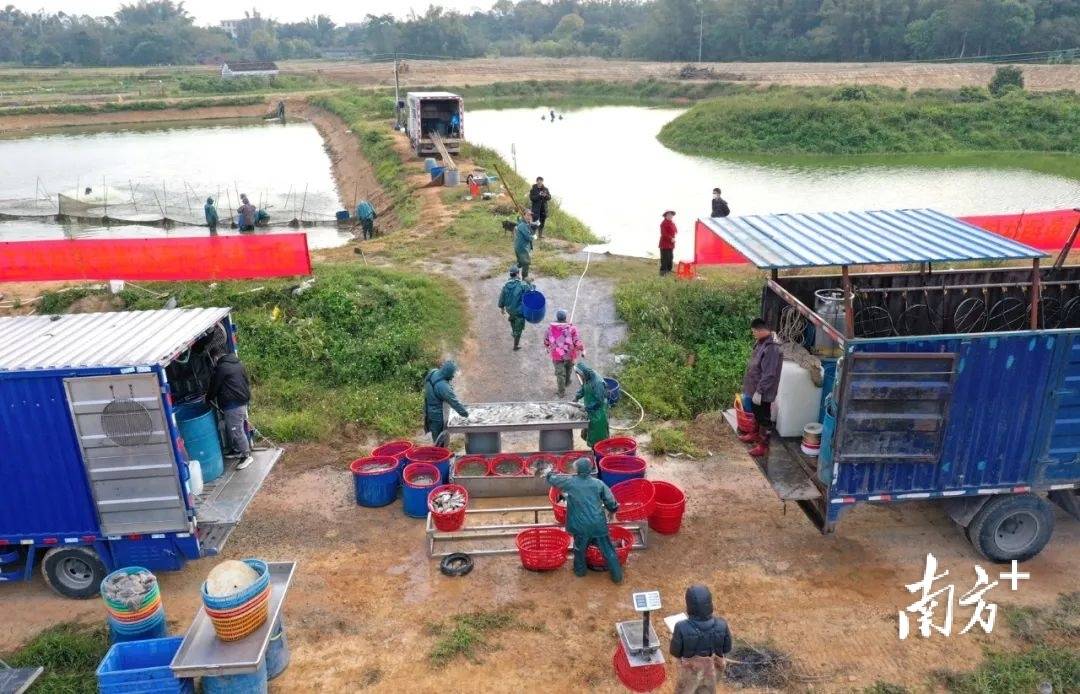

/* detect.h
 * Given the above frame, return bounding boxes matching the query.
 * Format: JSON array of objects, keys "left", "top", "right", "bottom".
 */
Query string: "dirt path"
[{"left": 288, "top": 56, "right": 1080, "bottom": 92}]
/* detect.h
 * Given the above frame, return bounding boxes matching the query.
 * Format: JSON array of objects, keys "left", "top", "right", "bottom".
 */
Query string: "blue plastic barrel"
[
  {"left": 266, "top": 619, "right": 290, "bottom": 680},
  {"left": 402, "top": 463, "right": 441, "bottom": 518},
  {"left": 598, "top": 455, "right": 646, "bottom": 488},
  {"left": 349, "top": 456, "right": 400, "bottom": 507},
  {"left": 430, "top": 165, "right": 445, "bottom": 181},
  {"left": 604, "top": 377, "right": 621, "bottom": 406},
  {"left": 423, "top": 157, "right": 437, "bottom": 172},
  {"left": 202, "top": 660, "right": 267, "bottom": 694},
  {"left": 335, "top": 210, "right": 350, "bottom": 222},
  {"left": 174, "top": 402, "right": 224, "bottom": 483},
  {"left": 522, "top": 290, "right": 546, "bottom": 323},
  {"left": 97, "top": 636, "right": 192, "bottom": 694},
  {"left": 819, "top": 358, "right": 838, "bottom": 423},
  {"left": 818, "top": 395, "right": 837, "bottom": 485}
]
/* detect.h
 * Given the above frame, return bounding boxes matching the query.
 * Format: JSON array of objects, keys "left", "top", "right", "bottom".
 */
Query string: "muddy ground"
[{"left": 289, "top": 56, "right": 1080, "bottom": 92}]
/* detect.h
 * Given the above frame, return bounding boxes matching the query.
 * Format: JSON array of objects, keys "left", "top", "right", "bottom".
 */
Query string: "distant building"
[{"left": 220, "top": 61, "right": 280, "bottom": 79}]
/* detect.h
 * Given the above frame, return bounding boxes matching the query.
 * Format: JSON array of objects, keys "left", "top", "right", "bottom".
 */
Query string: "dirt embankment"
[
  {"left": 287, "top": 56, "right": 1080, "bottom": 92},
  {"left": 0, "top": 102, "right": 272, "bottom": 134}
]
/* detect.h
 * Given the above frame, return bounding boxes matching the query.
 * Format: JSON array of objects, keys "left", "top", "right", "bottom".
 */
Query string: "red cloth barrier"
[
  {"left": 0, "top": 234, "right": 312, "bottom": 281},
  {"left": 959, "top": 209, "right": 1080, "bottom": 252}
]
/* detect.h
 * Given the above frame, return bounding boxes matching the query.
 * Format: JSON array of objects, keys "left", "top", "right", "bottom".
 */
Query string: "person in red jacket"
[{"left": 659, "top": 210, "right": 677, "bottom": 275}]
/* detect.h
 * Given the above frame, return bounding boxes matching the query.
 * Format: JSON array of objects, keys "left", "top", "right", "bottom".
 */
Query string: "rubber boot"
[
  {"left": 748, "top": 430, "right": 770, "bottom": 457},
  {"left": 738, "top": 425, "right": 760, "bottom": 444},
  {"left": 513, "top": 336, "right": 521, "bottom": 351}
]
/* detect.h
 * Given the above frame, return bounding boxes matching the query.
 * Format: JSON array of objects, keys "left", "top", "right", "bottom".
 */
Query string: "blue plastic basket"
[
  {"left": 266, "top": 619, "right": 291, "bottom": 680},
  {"left": 200, "top": 558, "right": 270, "bottom": 610},
  {"left": 97, "top": 636, "right": 192, "bottom": 693},
  {"left": 604, "top": 377, "right": 621, "bottom": 406}
]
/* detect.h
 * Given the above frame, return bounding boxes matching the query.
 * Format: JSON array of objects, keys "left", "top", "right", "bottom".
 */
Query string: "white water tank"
[{"left": 774, "top": 359, "right": 823, "bottom": 437}]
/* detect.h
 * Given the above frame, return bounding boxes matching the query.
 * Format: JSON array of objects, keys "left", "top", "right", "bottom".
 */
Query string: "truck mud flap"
[
  {"left": 1049, "top": 488, "right": 1080, "bottom": 520},
  {"left": 195, "top": 446, "right": 282, "bottom": 555}
]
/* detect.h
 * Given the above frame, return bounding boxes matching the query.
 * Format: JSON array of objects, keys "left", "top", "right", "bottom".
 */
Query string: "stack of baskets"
[
  {"left": 648, "top": 481, "right": 687, "bottom": 535},
  {"left": 101, "top": 567, "right": 167, "bottom": 643},
  {"left": 611, "top": 478, "right": 656, "bottom": 521},
  {"left": 201, "top": 558, "right": 271, "bottom": 642}
]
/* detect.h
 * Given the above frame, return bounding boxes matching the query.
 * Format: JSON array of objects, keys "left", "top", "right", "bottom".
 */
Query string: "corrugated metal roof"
[
  {"left": 0, "top": 308, "right": 230, "bottom": 372},
  {"left": 699, "top": 208, "right": 1046, "bottom": 269}
]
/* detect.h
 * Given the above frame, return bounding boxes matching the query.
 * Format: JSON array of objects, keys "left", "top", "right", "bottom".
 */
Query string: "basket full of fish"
[{"left": 427, "top": 484, "right": 469, "bottom": 531}]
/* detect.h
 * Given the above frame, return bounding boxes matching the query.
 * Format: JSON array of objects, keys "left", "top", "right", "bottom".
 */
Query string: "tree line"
[{"left": 1, "top": 0, "right": 1077, "bottom": 67}]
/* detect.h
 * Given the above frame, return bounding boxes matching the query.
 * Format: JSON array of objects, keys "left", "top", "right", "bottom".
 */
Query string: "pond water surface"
[{"left": 468, "top": 106, "right": 1080, "bottom": 260}]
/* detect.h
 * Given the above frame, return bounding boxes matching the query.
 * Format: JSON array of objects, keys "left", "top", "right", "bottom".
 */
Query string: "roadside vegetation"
[
  {"left": 426, "top": 606, "right": 543, "bottom": 666},
  {"left": 37, "top": 265, "right": 465, "bottom": 442},
  {"left": 659, "top": 85, "right": 1080, "bottom": 156},
  {"left": 2, "top": 623, "right": 107, "bottom": 694},
  {"left": 0, "top": 95, "right": 267, "bottom": 117},
  {"left": 457, "top": 78, "right": 750, "bottom": 109}
]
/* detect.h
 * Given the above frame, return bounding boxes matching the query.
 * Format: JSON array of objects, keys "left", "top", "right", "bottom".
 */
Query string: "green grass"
[
  {"left": 659, "top": 88, "right": 1080, "bottom": 156},
  {"left": 614, "top": 276, "right": 762, "bottom": 420},
  {"left": 42, "top": 265, "right": 465, "bottom": 442},
  {"left": 939, "top": 646, "right": 1079, "bottom": 694},
  {"left": 455, "top": 78, "right": 752, "bottom": 109},
  {"left": 427, "top": 607, "right": 542, "bottom": 666},
  {"left": 0, "top": 94, "right": 266, "bottom": 116},
  {"left": 310, "top": 91, "right": 417, "bottom": 228},
  {"left": 647, "top": 425, "right": 704, "bottom": 457},
  {"left": 2, "top": 623, "right": 108, "bottom": 694}
]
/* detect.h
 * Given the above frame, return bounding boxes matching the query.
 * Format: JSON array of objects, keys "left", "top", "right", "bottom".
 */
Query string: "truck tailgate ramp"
[{"left": 195, "top": 446, "right": 282, "bottom": 555}]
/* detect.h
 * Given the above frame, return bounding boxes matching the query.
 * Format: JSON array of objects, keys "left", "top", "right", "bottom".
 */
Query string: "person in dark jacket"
[
  {"left": 544, "top": 457, "right": 622, "bottom": 582},
  {"left": 206, "top": 350, "right": 253, "bottom": 468},
  {"left": 740, "top": 318, "right": 782, "bottom": 457},
  {"left": 711, "top": 188, "right": 730, "bottom": 218},
  {"left": 670, "top": 584, "right": 733, "bottom": 694},
  {"left": 423, "top": 360, "right": 469, "bottom": 445},
  {"left": 498, "top": 265, "right": 533, "bottom": 351},
  {"left": 529, "top": 177, "right": 551, "bottom": 238},
  {"left": 514, "top": 211, "right": 537, "bottom": 279},
  {"left": 659, "top": 210, "right": 677, "bottom": 275},
  {"left": 237, "top": 194, "right": 256, "bottom": 232},
  {"left": 204, "top": 197, "right": 219, "bottom": 234}
]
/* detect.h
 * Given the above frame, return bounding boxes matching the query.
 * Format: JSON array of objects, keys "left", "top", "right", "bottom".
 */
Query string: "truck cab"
[{"left": 0, "top": 308, "right": 282, "bottom": 597}]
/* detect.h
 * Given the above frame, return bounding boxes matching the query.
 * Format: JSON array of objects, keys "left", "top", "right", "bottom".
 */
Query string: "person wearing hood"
[
  {"left": 237, "top": 194, "right": 257, "bottom": 232},
  {"left": 423, "top": 360, "right": 469, "bottom": 445},
  {"left": 204, "top": 197, "right": 219, "bottom": 234},
  {"left": 514, "top": 210, "right": 537, "bottom": 279},
  {"left": 739, "top": 318, "right": 782, "bottom": 457},
  {"left": 544, "top": 308, "right": 585, "bottom": 397},
  {"left": 498, "top": 265, "right": 533, "bottom": 351},
  {"left": 574, "top": 362, "right": 610, "bottom": 450},
  {"left": 356, "top": 198, "right": 376, "bottom": 240},
  {"left": 659, "top": 210, "right": 677, "bottom": 275},
  {"left": 544, "top": 458, "right": 622, "bottom": 582},
  {"left": 206, "top": 348, "right": 253, "bottom": 469},
  {"left": 670, "top": 584, "right": 733, "bottom": 694}
]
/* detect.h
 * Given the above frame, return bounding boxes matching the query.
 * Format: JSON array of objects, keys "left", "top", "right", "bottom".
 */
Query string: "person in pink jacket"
[{"left": 544, "top": 309, "right": 586, "bottom": 397}]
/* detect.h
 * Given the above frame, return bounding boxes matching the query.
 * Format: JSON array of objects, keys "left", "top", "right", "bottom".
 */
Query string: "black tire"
[
  {"left": 41, "top": 546, "right": 107, "bottom": 599},
  {"left": 440, "top": 553, "right": 474, "bottom": 577},
  {"left": 967, "top": 494, "right": 1055, "bottom": 563}
]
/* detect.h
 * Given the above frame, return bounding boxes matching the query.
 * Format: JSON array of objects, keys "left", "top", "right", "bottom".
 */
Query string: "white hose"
[
  {"left": 611, "top": 387, "right": 646, "bottom": 432},
  {"left": 568, "top": 250, "right": 592, "bottom": 324}
]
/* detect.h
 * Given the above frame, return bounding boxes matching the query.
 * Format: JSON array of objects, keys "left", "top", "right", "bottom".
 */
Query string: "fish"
[{"left": 430, "top": 489, "right": 467, "bottom": 513}]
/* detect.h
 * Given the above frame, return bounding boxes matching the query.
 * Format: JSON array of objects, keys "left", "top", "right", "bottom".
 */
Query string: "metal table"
[
  {"left": 171, "top": 561, "right": 296, "bottom": 678},
  {"left": 445, "top": 401, "right": 589, "bottom": 453}
]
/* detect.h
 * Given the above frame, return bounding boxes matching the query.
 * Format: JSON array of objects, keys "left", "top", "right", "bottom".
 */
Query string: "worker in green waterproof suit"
[
  {"left": 545, "top": 458, "right": 622, "bottom": 582},
  {"left": 497, "top": 265, "right": 533, "bottom": 351},
  {"left": 574, "top": 362, "right": 610, "bottom": 449},
  {"left": 423, "top": 360, "right": 469, "bottom": 446},
  {"left": 514, "top": 210, "right": 537, "bottom": 279}
]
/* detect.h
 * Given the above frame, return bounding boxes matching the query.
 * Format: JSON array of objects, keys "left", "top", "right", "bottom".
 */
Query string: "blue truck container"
[
  {"left": 701, "top": 209, "right": 1080, "bottom": 562},
  {"left": 0, "top": 308, "right": 281, "bottom": 598}
]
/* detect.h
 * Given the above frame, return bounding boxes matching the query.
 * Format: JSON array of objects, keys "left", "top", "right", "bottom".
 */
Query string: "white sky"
[{"left": 12, "top": 1, "right": 493, "bottom": 24}]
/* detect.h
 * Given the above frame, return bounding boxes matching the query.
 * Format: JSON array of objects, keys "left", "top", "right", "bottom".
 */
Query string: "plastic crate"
[{"left": 96, "top": 636, "right": 193, "bottom": 693}]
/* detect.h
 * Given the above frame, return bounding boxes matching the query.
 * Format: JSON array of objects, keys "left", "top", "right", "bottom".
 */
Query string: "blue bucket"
[
  {"left": 604, "top": 377, "right": 621, "bottom": 406},
  {"left": 266, "top": 619, "right": 290, "bottom": 680},
  {"left": 349, "top": 456, "right": 400, "bottom": 507},
  {"left": 174, "top": 402, "right": 224, "bottom": 483},
  {"left": 402, "top": 463, "right": 441, "bottom": 518},
  {"left": 522, "top": 290, "right": 546, "bottom": 323},
  {"left": 423, "top": 157, "right": 437, "bottom": 172},
  {"left": 430, "top": 166, "right": 445, "bottom": 181},
  {"left": 202, "top": 659, "right": 267, "bottom": 694},
  {"left": 335, "top": 210, "right": 350, "bottom": 222}
]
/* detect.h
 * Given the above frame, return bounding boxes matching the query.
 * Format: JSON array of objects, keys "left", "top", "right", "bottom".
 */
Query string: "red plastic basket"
[
  {"left": 515, "top": 527, "right": 571, "bottom": 571},
  {"left": 598, "top": 455, "right": 647, "bottom": 477},
  {"left": 348, "top": 455, "right": 400, "bottom": 476},
  {"left": 548, "top": 486, "right": 567, "bottom": 525},
  {"left": 524, "top": 453, "right": 558, "bottom": 476},
  {"left": 453, "top": 455, "right": 490, "bottom": 477},
  {"left": 612, "top": 642, "right": 667, "bottom": 692},
  {"left": 648, "top": 481, "right": 687, "bottom": 535},
  {"left": 372, "top": 440, "right": 414, "bottom": 462},
  {"left": 594, "top": 436, "right": 638, "bottom": 459},
  {"left": 402, "top": 462, "right": 441, "bottom": 487},
  {"left": 557, "top": 451, "right": 594, "bottom": 474},
  {"left": 489, "top": 454, "right": 526, "bottom": 476},
  {"left": 408, "top": 446, "right": 452, "bottom": 465},
  {"left": 585, "top": 525, "right": 635, "bottom": 569},
  {"left": 427, "top": 484, "right": 469, "bottom": 532},
  {"left": 612, "top": 479, "right": 656, "bottom": 521}
]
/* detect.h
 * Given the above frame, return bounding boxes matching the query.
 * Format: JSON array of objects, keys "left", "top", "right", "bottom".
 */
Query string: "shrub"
[
  {"left": 831, "top": 85, "right": 872, "bottom": 101},
  {"left": 989, "top": 66, "right": 1024, "bottom": 97}
]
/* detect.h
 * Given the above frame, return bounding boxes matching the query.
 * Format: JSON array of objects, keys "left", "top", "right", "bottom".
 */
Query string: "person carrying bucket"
[
  {"left": 514, "top": 210, "right": 537, "bottom": 279},
  {"left": 544, "top": 308, "right": 585, "bottom": 397},
  {"left": 498, "top": 265, "right": 533, "bottom": 351},
  {"left": 574, "top": 362, "right": 610, "bottom": 451},
  {"left": 423, "top": 360, "right": 470, "bottom": 445},
  {"left": 543, "top": 458, "right": 622, "bottom": 583}
]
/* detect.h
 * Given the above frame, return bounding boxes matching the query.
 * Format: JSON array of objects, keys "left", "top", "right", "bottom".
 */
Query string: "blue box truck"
[
  {"left": 0, "top": 308, "right": 281, "bottom": 598},
  {"left": 699, "top": 209, "right": 1080, "bottom": 562}
]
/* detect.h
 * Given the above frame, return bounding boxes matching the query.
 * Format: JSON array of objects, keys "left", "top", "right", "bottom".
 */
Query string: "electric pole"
[
  {"left": 393, "top": 52, "right": 401, "bottom": 129},
  {"left": 698, "top": 4, "right": 704, "bottom": 63}
]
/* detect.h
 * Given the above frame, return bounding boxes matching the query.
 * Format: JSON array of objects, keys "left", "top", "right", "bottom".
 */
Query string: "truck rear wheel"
[
  {"left": 41, "top": 546, "right": 106, "bottom": 599},
  {"left": 967, "top": 494, "right": 1054, "bottom": 563}
]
